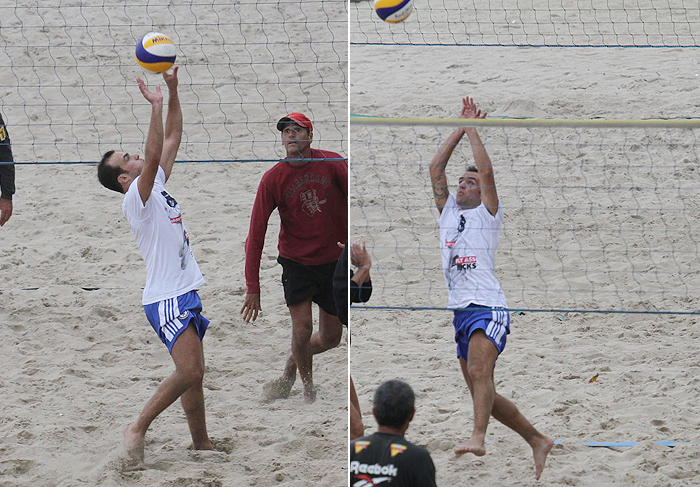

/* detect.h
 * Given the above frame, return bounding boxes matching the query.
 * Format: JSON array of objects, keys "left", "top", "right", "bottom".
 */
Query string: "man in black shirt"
[
  {"left": 0, "top": 113, "right": 15, "bottom": 226},
  {"left": 350, "top": 380, "right": 437, "bottom": 487}
]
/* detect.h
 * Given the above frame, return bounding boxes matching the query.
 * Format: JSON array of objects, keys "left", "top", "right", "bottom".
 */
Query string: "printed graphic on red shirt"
[{"left": 299, "top": 188, "right": 327, "bottom": 216}]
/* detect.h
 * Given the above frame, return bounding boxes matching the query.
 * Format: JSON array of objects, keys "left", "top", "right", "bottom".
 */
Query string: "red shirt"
[{"left": 245, "top": 149, "right": 348, "bottom": 293}]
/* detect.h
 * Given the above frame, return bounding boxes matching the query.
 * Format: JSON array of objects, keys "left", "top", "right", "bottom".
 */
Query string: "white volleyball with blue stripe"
[
  {"left": 374, "top": 0, "right": 414, "bottom": 23},
  {"left": 135, "top": 32, "right": 177, "bottom": 73}
]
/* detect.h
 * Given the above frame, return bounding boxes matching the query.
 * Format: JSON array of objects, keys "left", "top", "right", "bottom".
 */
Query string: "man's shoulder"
[
  {"left": 351, "top": 432, "right": 413, "bottom": 447},
  {"left": 311, "top": 148, "right": 344, "bottom": 160},
  {"left": 258, "top": 161, "right": 290, "bottom": 186},
  {"left": 475, "top": 201, "right": 502, "bottom": 221},
  {"left": 351, "top": 432, "right": 389, "bottom": 446},
  {"left": 438, "top": 193, "right": 458, "bottom": 221},
  {"left": 265, "top": 159, "right": 293, "bottom": 174},
  {"left": 123, "top": 174, "right": 164, "bottom": 218}
]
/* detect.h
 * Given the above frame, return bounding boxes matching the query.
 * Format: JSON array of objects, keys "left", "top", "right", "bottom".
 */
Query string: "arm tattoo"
[{"left": 431, "top": 174, "right": 448, "bottom": 202}]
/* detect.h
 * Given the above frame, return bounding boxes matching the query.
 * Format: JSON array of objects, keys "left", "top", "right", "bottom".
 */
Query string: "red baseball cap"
[{"left": 277, "top": 112, "right": 313, "bottom": 134}]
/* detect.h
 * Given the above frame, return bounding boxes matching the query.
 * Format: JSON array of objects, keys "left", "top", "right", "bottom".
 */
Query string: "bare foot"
[
  {"left": 531, "top": 435, "right": 554, "bottom": 480},
  {"left": 194, "top": 439, "right": 215, "bottom": 450},
  {"left": 188, "top": 439, "right": 216, "bottom": 451},
  {"left": 454, "top": 436, "right": 486, "bottom": 457},
  {"left": 123, "top": 423, "right": 145, "bottom": 465},
  {"left": 303, "top": 382, "right": 317, "bottom": 404},
  {"left": 261, "top": 377, "right": 295, "bottom": 402}
]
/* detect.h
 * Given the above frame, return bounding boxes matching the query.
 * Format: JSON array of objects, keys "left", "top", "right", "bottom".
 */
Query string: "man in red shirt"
[{"left": 241, "top": 112, "right": 347, "bottom": 403}]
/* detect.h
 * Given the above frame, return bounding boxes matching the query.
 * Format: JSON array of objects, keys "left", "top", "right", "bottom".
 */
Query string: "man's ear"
[{"left": 117, "top": 172, "right": 130, "bottom": 188}]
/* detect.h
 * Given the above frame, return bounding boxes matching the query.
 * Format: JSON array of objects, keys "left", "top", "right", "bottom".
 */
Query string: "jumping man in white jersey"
[
  {"left": 429, "top": 96, "right": 553, "bottom": 480},
  {"left": 97, "top": 68, "right": 214, "bottom": 464}
]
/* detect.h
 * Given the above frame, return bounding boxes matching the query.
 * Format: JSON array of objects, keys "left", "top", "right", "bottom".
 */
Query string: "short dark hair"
[
  {"left": 466, "top": 165, "right": 478, "bottom": 173},
  {"left": 97, "top": 150, "right": 125, "bottom": 193},
  {"left": 373, "top": 379, "right": 415, "bottom": 428}
]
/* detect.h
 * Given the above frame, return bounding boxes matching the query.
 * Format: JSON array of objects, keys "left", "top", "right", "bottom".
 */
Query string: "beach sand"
[{"left": 0, "top": 1, "right": 348, "bottom": 485}]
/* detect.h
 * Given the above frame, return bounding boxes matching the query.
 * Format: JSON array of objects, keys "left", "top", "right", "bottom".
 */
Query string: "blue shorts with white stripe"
[
  {"left": 452, "top": 305, "right": 510, "bottom": 361},
  {"left": 144, "top": 290, "right": 209, "bottom": 354}
]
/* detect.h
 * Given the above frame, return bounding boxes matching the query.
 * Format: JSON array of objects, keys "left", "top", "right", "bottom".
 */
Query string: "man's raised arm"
[
  {"left": 429, "top": 128, "right": 463, "bottom": 215},
  {"left": 160, "top": 67, "right": 182, "bottom": 181},
  {"left": 136, "top": 78, "right": 164, "bottom": 204},
  {"left": 462, "top": 97, "right": 498, "bottom": 216}
]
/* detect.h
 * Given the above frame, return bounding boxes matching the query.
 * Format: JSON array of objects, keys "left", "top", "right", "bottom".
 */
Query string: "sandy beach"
[
  {"left": 350, "top": 39, "right": 700, "bottom": 487},
  {"left": 1, "top": 0, "right": 348, "bottom": 485}
]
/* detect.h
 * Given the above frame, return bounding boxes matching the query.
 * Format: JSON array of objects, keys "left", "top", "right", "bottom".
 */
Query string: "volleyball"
[
  {"left": 135, "top": 32, "right": 177, "bottom": 73},
  {"left": 374, "top": 0, "right": 414, "bottom": 23}
]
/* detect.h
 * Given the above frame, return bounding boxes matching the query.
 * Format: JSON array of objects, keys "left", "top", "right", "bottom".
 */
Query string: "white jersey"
[
  {"left": 437, "top": 193, "right": 507, "bottom": 310},
  {"left": 123, "top": 166, "right": 204, "bottom": 305}
]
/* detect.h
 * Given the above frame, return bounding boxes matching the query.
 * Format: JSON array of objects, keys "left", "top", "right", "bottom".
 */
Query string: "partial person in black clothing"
[
  {"left": 333, "top": 241, "right": 350, "bottom": 327},
  {"left": 349, "top": 238, "right": 372, "bottom": 439},
  {"left": 333, "top": 237, "right": 373, "bottom": 439},
  {"left": 350, "top": 379, "right": 437, "bottom": 487},
  {"left": 0, "top": 113, "right": 15, "bottom": 227}
]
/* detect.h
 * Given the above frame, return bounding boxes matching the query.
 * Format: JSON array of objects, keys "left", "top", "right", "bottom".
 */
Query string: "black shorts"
[{"left": 278, "top": 256, "right": 338, "bottom": 316}]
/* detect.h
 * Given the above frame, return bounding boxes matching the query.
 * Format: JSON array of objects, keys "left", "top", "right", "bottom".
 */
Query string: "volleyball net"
[
  {"left": 0, "top": 0, "right": 347, "bottom": 165},
  {"left": 350, "top": 116, "right": 700, "bottom": 314},
  {"left": 351, "top": 0, "right": 700, "bottom": 47}
]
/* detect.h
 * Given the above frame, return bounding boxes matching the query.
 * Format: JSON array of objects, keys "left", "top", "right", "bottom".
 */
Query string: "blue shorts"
[
  {"left": 144, "top": 290, "right": 210, "bottom": 354},
  {"left": 453, "top": 305, "right": 510, "bottom": 361}
]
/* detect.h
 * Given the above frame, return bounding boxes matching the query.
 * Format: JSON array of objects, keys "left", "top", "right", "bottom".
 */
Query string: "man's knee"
[
  {"left": 178, "top": 361, "right": 205, "bottom": 387},
  {"left": 321, "top": 324, "right": 342, "bottom": 347},
  {"left": 466, "top": 361, "right": 493, "bottom": 382},
  {"left": 291, "top": 319, "right": 313, "bottom": 343},
  {"left": 318, "top": 310, "right": 342, "bottom": 347},
  {"left": 466, "top": 333, "right": 496, "bottom": 380}
]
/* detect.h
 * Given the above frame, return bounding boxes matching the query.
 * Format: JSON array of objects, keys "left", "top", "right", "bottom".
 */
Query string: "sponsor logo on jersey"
[
  {"left": 445, "top": 240, "right": 456, "bottom": 248},
  {"left": 349, "top": 461, "right": 398, "bottom": 477},
  {"left": 390, "top": 443, "right": 407, "bottom": 457},
  {"left": 170, "top": 215, "right": 182, "bottom": 224},
  {"left": 354, "top": 440, "right": 371, "bottom": 454},
  {"left": 177, "top": 310, "right": 190, "bottom": 320},
  {"left": 161, "top": 190, "right": 178, "bottom": 208},
  {"left": 453, "top": 255, "right": 477, "bottom": 270},
  {"left": 352, "top": 474, "right": 393, "bottom": 486}
]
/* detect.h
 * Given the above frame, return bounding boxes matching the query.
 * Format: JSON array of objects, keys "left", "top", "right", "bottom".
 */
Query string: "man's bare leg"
[
  {"left": 290, "top": 300, "right": 316, "bottom": 402},
  {"left": 179, "top": 341, "right": 214, "bottom": 450},
  {"left": 263, "top": 300, "right": 313, "bottom": 402},
  {"left": 350, "top": 375, "right": 364, "bottom": 440},
  {"left": 456, "top": 331, "right": 554, "bottom": 479},
  {"left": 455, "top": 331, "right": 497, "bottom": 457},
  {"left": 490, "top": 387, "right": 554, "bottom": 480},
  {"left": 263, "top": 304, "right": 342, "bottom": 403},
  {"left": 123, "top": 324, "right": 206, "bottom": 463}
]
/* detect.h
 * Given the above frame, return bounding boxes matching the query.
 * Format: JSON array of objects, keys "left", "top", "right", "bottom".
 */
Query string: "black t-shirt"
[{"left": 350, "top": 432, "right": 437, "bottom": 487}]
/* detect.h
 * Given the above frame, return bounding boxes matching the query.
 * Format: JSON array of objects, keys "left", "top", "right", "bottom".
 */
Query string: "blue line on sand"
[{"left": 552, "top": 440, "right": 700, "bottom": 448}]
